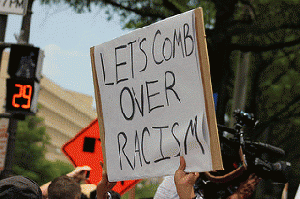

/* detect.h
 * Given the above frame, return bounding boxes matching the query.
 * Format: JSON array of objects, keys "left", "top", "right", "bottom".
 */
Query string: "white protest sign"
[
  {"left": 0, "top": 0, "right": 28, "bottom": 15},
  {"left": 91, "top": 8, "right": 223, "bottom": 181}
]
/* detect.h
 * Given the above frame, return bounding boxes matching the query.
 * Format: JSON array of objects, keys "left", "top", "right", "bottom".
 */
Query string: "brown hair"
[{"left": 48, "top": 175, "right": 81, "bottom": 199}]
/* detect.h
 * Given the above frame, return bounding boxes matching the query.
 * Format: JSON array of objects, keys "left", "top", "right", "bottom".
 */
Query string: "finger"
[
  {"left": 81, "top": 165, "right": 92, "bottom": 171},
  {"left": 75, "top": 166, "right": 91, "bottom": 173},
  {"left": 178, "top": 156, "right": 186, "bottom": 171}
]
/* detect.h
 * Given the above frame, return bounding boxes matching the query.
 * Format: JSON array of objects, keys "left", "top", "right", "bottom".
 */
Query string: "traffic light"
[
  {"left": 5, "top": 44, "right": 44, "bottom": 114},
  {"left": 7, "top": 44, "right": 44, "bottom": 82}
]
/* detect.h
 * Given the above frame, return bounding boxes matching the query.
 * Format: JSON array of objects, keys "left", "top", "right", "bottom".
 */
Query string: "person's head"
[
  {"left": 0, "top": 175, "right": 42, "bottom": 199},
  {"left": 48, "top": 175, "right": 81, "bottom": 199}
]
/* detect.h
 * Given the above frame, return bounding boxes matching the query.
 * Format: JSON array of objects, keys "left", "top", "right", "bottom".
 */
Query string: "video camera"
[
  {"left": 195, "top": 110, "right": 291, "bottom": 198},
  {"left": 221, "top": 110, "right": 291, "bottom": 183}
]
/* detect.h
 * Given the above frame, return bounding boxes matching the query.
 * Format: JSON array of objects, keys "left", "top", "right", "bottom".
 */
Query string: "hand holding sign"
[{"left": 175, "top": 156, "right": 199, "bottom": 199}]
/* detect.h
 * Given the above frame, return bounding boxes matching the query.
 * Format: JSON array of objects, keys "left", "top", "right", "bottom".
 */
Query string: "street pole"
[
  {"left": 0, "top": 14, "right": 8, "bottom": 71},
  {"left": 19, "top": 0, "right": 34, "bottom": 43},
  {"left": 0, "top": 14, "right": 7, "bottom": 41},
  {"left": 0, "top": 113, "right": 26, "bottom": 179},
  {"left": 0, "top": 115, "right": 17, "bottom": 179},
  {"left": 0, "top": 0, "right": 31, "bottom": 180}
]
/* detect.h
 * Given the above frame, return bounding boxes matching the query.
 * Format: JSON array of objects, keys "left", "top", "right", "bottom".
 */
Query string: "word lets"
[
  {"left": 99, "top": 23, "right": 195, "bottom": 86},
  {"left": 99, "top": 23, "right": 195, "bottom": 121},
  {"left": 117, "top": 115, "right": 206, "bottom": 170}
]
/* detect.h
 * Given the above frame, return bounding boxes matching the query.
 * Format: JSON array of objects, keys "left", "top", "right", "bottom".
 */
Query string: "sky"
[{"left": 4, "top": 1, "right": 129, "bottom": 101}]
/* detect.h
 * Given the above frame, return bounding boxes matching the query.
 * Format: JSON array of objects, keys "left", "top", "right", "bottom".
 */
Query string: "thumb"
[{"left": 178, "top": 156, "right": 186, "bottom": 171}]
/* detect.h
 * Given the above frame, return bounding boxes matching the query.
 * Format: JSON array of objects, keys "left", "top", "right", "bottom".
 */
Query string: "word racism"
[
  {"left": 117, "top": 115, "right": 206, "bottom": 171},
  {"left": 96, "top": 16, "right": 209, "bottom": 174}
]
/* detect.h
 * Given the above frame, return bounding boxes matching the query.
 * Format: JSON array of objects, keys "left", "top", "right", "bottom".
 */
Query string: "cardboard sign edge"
[
  {"left": 90, "top": 47, "right": 108, "bottom": 171},
  {"left": 194, "top": 7, "right": 224, "bottom": 171}
]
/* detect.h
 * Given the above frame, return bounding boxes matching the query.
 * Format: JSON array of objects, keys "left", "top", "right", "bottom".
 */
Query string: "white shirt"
[
  {"left": 154, "top": 176, "right": 203, "bottom": 199},
  {"left": 154, "top": 176, "right": 179, "bottom": 199}
]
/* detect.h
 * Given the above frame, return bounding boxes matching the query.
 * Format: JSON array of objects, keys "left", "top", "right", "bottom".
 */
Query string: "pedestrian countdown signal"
[{"left": 5, "top": 79, "right": 40, "bottom": 114}]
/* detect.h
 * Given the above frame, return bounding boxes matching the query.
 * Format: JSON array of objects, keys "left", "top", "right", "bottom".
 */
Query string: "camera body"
[{"left": 195, "top": 110, "right": 291, "bottom": 198}]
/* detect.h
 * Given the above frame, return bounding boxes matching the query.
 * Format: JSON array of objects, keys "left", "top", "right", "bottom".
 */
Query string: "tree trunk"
[{"left": 209, "top": 0, "right": 238, "bottom": 124}]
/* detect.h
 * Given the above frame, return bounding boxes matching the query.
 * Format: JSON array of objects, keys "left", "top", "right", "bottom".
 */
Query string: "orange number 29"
[{"left": 12, "top": 84, "right": 32, "bottom": 109}]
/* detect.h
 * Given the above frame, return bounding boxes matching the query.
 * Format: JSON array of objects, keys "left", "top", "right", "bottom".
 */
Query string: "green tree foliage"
[
  {"left": 248, "top": 46, "right": 300, "bottom": 198},
  {"left": 38, "top": 0, "right": 300, "bottom": 197},
  {"left": 121, "top": 179, "right": 160, "bottom": 199},
  {"left": 13, "top": 115, "right": 74, "bottom": 185},
  {"left": 135, "top": 180, "right": 160, "bottom": 198},
  {"left": 40, "top": 0, "right": 216, "bottom": 29}
]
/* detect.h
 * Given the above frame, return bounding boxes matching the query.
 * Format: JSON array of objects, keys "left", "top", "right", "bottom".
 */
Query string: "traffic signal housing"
[
  {"left": 4, "top": 44, "right": 44, "bottom": 114},
  {"left": 7, "top": 44, "right": 44, "bottom": 82}
]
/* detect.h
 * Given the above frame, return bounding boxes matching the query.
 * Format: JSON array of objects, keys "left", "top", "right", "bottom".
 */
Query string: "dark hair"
[
  {"left": 0, "top": 175, "right": 42, "bottom": 199},
  {"left": 48, "top": 175, "right": 81, "bottom": 199}
]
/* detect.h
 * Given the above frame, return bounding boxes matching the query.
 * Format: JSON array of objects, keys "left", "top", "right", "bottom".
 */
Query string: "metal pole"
[
  {"left": 0, "top": 0, "right": 32, "bottom": 179},
  {"left": 0, "top": 14, "right": 8, "bottom": 72},
  {"left": 2, "top": 117, "right": 17, "bottom": 178},
  {"left": 0, "top": 114, "right": 19, "bottom": 179},
  {"left": 20, "top": 0, "right": 34, "bottom": 43},
  {"left": 0, "top": 14, "right": 7, "bottom": 41}
]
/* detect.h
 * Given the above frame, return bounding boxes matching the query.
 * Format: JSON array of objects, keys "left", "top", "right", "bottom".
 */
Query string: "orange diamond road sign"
[{"left": 62, "top": 119, "right": 141, "bottom": 195}]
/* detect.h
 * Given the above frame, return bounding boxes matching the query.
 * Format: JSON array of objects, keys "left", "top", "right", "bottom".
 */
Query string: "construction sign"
[{"left": 62, "top": 119, "right": 141, "bottom": 195}]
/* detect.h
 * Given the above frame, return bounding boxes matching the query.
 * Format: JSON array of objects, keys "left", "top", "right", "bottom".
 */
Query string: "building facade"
[{"left": 0, "top": 51, "right": 97, "bottom": 162}]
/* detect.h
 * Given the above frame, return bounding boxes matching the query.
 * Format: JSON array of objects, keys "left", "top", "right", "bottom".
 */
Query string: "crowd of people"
[{"left": 0, "top": 156, "right": 261, "bottom": 199}]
